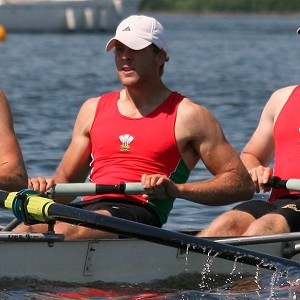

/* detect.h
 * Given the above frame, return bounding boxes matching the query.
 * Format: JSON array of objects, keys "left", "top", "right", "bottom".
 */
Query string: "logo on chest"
[{"left": 119, "top": 134, "right": 134, "bottom": 151}]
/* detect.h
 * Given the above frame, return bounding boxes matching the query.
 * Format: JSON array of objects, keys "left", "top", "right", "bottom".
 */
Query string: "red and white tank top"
[{"left": 84, "top": 90, "right": 190, "bottom": 216}]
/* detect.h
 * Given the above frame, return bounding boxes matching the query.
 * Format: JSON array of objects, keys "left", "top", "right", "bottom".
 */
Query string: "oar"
[
  {"left": 1, "top": 182, "right": 163, "bottom": 231},
  {"left": 266, "top": 176, "right": 300, "bottom": 191},
  {"left": 1, "top": 189, "right": 300, "bottom": 271},
  {"left": 48, "top": 182, "right": 165, "bottom": 198}
]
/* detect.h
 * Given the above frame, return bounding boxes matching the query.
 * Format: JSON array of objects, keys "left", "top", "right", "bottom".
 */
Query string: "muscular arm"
[
  {"left": 177, "top": 101, "right": 254, "bottom": 205},
  {"left": 0, "top": 89, "right": 27, "bottom": 191},
  {"left": 51, "top": 98, "right": 98, "bottom": 202},
  {"left": 29, "top": 97, "right": 99, "bottom": 202},
  {"left": 143, "top": 99, "right": 254, "bottom": 205}
]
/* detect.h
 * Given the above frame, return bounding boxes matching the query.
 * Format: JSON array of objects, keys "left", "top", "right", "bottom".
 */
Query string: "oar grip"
[
  {"left": 50, "top": 182, "right": 166, "bottom": 197},
  {"left": 52, "top": 183, "right": 98, "bottom": 196},
  {"left": 125, "top": 183, "right": 165, "bottom": 195},
  {"left": 286, "top": 179, "right": 300, "bottom": 192}
]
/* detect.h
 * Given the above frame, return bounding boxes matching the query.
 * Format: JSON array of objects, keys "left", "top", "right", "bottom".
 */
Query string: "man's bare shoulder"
[
  {"left": 0, "top": 89, "right": 10, "bottom": 108},
  {"left": 266, "top": 85, "right": 298, "bottom": 109},
  {"left": 271, "top": 85, "right": 298, "bottom": 100},
  {"left": 177, "top": 97, "right": 222, "bottom": 143},
  {"left": 179, "top": 97, "right": 216, "bottom": 122},
  {"left": 83, "top": 95, "right": 101, "bottom": 105},
  {"left": 79, "top": 95, "right": 102, "bottom": 113},
  {"left": 0, "top": 88, "right": 5, "bottom": 99},
  {"left": 0, "top": 89, "right": 13, "bottom": 122},
  {"left": 260, "top": 85, "right": 298, "bottom": 121}
]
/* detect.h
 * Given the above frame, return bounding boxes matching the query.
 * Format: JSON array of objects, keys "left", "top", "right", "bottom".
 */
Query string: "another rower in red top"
[{"left": 199, "top": 84, "right": 300, "bottom": 237}]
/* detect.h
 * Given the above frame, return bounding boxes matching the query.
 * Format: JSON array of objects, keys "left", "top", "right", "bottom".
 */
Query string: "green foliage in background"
[{"left": 140, "top": 0, "right": 300, "bottom": 13}]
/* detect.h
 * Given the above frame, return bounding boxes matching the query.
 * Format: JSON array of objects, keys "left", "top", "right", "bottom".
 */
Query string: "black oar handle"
[
  {"left": 49, "top": 182, "right": 165, "bottom": 197},
  {"left": 265, "top": 176, "right": 287, "bottom": 188},
  {"left": 266, "top": 176, "right": 300, "bottom": 192}
]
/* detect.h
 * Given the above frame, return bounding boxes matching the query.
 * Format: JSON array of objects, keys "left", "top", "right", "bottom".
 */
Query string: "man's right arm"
[{"left": 28, "top": 97, "right": 99, "bottom": 202}]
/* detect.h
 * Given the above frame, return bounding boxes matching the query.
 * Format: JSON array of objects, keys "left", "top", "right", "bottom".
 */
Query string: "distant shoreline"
[
  {"left": 139, "top": 10, "right": 300, "bottom": 17},
  {"left": 139, "top": 0, "right": 300, "bottom": 14}
]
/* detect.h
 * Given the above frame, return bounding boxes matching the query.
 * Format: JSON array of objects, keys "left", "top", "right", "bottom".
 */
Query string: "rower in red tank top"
[
  {"left": 85, "top": 90, "right": 190, "bottom": 224},
  {"left": 17, "top": 15, "right": 253, "bottom": 240}
]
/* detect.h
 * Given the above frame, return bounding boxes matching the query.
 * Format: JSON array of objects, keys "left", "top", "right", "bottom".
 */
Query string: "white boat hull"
[
  {"left": 1, "top": 231, "right": 300, "bottom": 284},
  {"left": 0, "top": 0, "right": 141, "bottom": 32}
]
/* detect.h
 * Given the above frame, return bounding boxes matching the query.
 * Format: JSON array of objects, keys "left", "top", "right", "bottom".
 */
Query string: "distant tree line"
[{"left": 140, "top": 0, "right": 300, "bottom": 13}]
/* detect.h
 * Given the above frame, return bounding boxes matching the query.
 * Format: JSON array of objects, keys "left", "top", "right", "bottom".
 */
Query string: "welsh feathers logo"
[{"left": 119, "top": 134, "right": 134, "bottom": 151}]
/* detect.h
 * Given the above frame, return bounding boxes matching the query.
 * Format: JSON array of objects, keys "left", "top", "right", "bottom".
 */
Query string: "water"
[{"left": 1, "top": 13, "right": 300, "bottom": 298}]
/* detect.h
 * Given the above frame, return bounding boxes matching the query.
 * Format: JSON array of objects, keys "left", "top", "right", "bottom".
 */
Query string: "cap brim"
[{"left": 105, "top": 33, "right": 152, "bottom": 52}]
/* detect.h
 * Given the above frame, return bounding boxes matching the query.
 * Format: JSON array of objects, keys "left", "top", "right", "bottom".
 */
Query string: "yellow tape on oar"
[
  {"left": 4, "top": 192, "right": 18, "bottom": 210},
  {"left": 5, "top": 191, "right": 54, "bottom": 223},
  {"left": 24, "top": 194, "right": 54, "bottom": 222}
]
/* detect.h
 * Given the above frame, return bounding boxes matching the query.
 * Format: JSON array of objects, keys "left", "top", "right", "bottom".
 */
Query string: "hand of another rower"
[
  {"left": 248, "top": 166, "right": 273, "bottom": 193},
  {"left": 28, "top": 176, "right": 55, "bottom": 194}
]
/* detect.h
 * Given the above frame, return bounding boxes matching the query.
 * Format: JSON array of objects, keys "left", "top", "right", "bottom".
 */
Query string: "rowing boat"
[
  {"left": 0, "top": 230, "right": 300, "bottom": 284},
  {"left": 0, "top": 178, "right": 300, "bottom": 285}
]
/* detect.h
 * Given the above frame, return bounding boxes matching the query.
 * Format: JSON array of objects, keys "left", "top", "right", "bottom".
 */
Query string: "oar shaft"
[
  {"left": 52, "top": 183, "right": 120, "bottom": 197},
  {"left": 50, "top": 182, "right": 164, "bottom": 197},
  {"left": 46, "top": 202, "right": 300, "bottom": 270},
  {"left": 1, "top": 190, "right": 300, "bottom": 271}
]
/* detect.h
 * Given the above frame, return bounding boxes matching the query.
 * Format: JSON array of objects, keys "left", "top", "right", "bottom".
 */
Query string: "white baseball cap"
[{"left": 106, "top": 15, "right": 167, "bottom": 52}]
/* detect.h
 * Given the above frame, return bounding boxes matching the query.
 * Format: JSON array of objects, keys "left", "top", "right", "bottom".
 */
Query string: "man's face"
[{"left": 114, "top": 42, "right": 159, "bottom": 87}]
